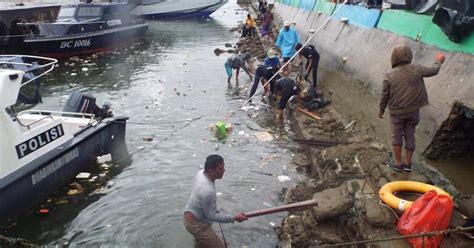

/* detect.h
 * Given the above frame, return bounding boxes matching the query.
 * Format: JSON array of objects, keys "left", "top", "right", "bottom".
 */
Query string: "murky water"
[{"left": 4, "top": 1, "right": 306, "bottom": 247}]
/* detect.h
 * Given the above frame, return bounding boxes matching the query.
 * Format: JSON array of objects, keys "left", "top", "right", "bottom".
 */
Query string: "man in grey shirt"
[{"left": 184, "top": 154, "right": 247, "bottom": 247}]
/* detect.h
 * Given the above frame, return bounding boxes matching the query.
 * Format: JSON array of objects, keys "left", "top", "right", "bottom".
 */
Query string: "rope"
[
  {"left": 242, "top": 0, "right": 349, "bottom": 107},
  {"left": 111, "top": 115, "right": 204, "bottom": 125},
  {"left": 218, "top": 222, "right": 228, "bottom": 248},
  {"left": 314, "top": 226, "right": 474, "bottom": 247}
]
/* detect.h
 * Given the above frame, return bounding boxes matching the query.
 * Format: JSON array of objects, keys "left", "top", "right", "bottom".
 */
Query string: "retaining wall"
[{"left": 272, "top": 2, "right": 474, "bottom": 150}]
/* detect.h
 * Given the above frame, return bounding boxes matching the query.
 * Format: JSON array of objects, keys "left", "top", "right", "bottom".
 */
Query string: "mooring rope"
[
  {"left": 313, "top": 226, "right": 474, "bottom": 247},
  {"left": 242, "top": 0, "right": 349, "bottom": 107},
  {"left": 112, "top": 115, "right": 204, "bottom": 125}
]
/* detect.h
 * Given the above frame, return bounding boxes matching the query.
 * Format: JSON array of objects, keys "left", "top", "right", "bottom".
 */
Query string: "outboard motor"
[{"left": 63, "top": 91, "right": 113, "bottom": 120}]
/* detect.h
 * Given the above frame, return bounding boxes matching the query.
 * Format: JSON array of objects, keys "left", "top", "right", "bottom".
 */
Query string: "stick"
[
  {"left": 296, "top": 106, "right": 322, "bottom": 120},
  {"left": 245, "top": 199, "right": 318, "bottom": 218},
  {"left": 292, "top": 138, "right": 348, "bottom": 146}
]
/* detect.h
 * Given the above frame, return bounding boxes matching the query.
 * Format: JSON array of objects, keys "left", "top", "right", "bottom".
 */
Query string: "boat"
[
  {"left": 0, "top": 55, "right": 129, "bottom": 226},
  {"left": 0, "top": 3, "right": 60, "bottom": 54},
  {"left": 19, "top": 2, "right": 148, "bottom": 58},
  {"left": 128, "top": 0, "right": 229, "bottom": 19}
]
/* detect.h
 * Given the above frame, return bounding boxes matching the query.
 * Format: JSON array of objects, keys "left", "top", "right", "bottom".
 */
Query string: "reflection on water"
[{"left": 3, "top": 1, "right": 305, "bottom": 247}]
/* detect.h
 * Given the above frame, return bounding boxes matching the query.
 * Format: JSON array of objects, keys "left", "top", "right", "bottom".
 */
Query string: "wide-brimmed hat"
[
  {"left": 284, "top": 20, "right": 290, "bottom": 26},
  {"left": 267, "top": 50, "right": 276, "bottom": 58}
]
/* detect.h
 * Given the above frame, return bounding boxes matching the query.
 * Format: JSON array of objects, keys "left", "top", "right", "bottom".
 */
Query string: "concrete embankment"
[{"left": 250, "top": 2, "right": 474, "bottom": 247}]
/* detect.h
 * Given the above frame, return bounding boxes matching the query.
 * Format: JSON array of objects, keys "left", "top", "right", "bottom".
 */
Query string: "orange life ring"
[{"left": 379, "top": 181, "right": 450, "bottom": 211}]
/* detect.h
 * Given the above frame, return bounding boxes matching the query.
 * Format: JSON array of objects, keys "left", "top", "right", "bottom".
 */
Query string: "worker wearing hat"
[{"left": 275, "top": 20, "right": 300, "bottom": 73}]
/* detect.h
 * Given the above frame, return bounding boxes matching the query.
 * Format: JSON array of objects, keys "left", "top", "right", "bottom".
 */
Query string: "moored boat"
[
  {"left": 0, "top": 55, "right": 129, "bottom": 226},
  {"left": 20, "top": 2, "right": 148, "bottom": 58},
  {"left": 128, "top": 0, "right": 228, "bottom": 19}
]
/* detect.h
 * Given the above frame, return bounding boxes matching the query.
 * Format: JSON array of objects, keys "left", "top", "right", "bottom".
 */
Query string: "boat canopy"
[{"left": 24, "top": 3, "right": 134, "bottom": 37}]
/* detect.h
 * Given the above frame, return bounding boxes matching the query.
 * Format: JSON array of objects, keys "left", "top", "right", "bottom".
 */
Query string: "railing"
[
  {"left": 0, "top": 54, "right": 57, "bottom": 86},
  {"left": 16, "top": 109, "right": 96, "bottom": 129}
]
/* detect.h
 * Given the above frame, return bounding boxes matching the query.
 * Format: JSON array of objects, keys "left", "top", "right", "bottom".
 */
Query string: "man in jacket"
[
  {"left": 379, "top": 45, "right": 445, "bottom": 172},
  {"left": 275, "top": 21, "right": 300, "bottom": 73}
]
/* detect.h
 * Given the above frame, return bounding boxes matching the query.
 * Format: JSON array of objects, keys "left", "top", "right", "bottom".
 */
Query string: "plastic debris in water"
[
  {"left": 277, "top": 175, "right": 291, "bottom": 182},
  {"left": 255, "top": 132, "right": 273, "bottom": 142},
  {"left": 216, "top": 192, "right": 223, "bottom": 197},
  {"left": 263, "top": 202, "right": 272, "bottom": 208},
  {"left": 97, "top": 154, "right": 112, "bottom": 164},
  {"left": 67, "top": 189, "right": 80, "bottom": 196},
  {"left": 76, "top": 172, "right": 91, "bottom": 179},
  {"left": 270, "top": 222, "right": 276, "bottom": 227}
]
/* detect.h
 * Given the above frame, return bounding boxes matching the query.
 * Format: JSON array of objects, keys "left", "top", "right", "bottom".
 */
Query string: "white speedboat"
[
  {"left": 0, "top": 55, "right": 128, "bottom": 225},
  {"left": 128, "top": 0, "right": 228, "bottom": 18}
]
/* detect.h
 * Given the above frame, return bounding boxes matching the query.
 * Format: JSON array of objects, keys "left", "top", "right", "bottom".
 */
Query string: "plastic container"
[{"left": 215, "top": 121, "right": 227, "bottom": 139}]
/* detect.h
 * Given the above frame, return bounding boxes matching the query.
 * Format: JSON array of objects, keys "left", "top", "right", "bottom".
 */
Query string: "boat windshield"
[
  {"left": 58, "top": 7, "right": 76, "bottom": 19},
  {"left": 77, "top": 6, "right": 101, "bottom": 20}
]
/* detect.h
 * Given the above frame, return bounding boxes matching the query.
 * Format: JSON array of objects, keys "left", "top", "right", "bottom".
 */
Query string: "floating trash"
[
  {"left": 97, "top": 154, "right": 112, "bottom": 164},
  {"left": 216, "top": 192, "right": 223, "bottom": 197},
  {"left": 55, "top": 200, "right": 69, "bottom": 205},
  {"left": 263, "top": 202, "right": 273, "bottom": 208},
  {"left": 277, "top": 175, "right": 291, "bottom": 182},
  {"left": 67, "top": 189, "right": 80, "bottom": 196},
  {"left": 255, "top": 132, "right": 273, "bottom": 142},
  {"left": 76, "top": 172, "right": 91, "bottom": 179}
]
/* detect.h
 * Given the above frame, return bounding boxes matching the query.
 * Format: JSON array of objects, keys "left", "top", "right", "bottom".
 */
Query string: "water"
[{"left": 4, "top": 2, "right": 305, "bottom": 247}]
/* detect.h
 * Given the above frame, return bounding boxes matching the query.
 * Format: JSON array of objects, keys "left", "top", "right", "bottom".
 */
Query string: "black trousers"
[{"left": 307, "top": 57, "right": 319, "bottom": 88}]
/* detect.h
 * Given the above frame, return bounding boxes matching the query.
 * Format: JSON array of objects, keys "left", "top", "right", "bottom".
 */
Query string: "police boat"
[
  {"left": 18, "top": 2, "right": 148, "bottom": 58},
  {"left": 0, "top": 55, "right": 128, "bottom": 225}
]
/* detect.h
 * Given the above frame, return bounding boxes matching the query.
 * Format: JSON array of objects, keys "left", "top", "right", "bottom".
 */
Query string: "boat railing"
[
  {"left": 0, "top": 55, "right": 57, "bottom": 86},
  {"left": 16, "top": 109, "right": 96, "bottom": 129}
]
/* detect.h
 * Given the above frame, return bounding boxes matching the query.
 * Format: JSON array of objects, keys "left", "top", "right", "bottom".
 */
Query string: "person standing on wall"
[
  {"left": 275, "top": 21, "right": 300, "bottom": 74},
  {"left": 379, "top": 45, "right": 445, "bottom": 172},
  {"left": 184, "top": 155, "right": 248, "bottom": 248},
  {"left": 295, "top": 43, "right": 320, "bottom": 88}
]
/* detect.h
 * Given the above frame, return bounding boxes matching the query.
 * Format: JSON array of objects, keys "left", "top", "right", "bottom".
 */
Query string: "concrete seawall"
[{"left": 272, "top": 3, "right": 474, "bottom": 150}]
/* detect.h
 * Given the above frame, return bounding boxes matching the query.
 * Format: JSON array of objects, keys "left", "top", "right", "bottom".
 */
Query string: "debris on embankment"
[{"left": 230, "top": 4, "right": 474, "bottom": 247}]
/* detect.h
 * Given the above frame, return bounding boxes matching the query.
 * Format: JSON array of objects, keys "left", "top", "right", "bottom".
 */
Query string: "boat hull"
[
  {"left": 130, "top": 0, "right": 228, "bottom": 19},
  {"left": 0, "top": 116, "right": 128, "bottom": 226},
  {"left": 23, "top": 23, "right": 148, "bottom": 58}
]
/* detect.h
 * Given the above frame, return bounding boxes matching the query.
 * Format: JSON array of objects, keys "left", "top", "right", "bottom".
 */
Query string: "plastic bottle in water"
[{"left": 283, "top": 165, "right": 288, "bottom": 176}]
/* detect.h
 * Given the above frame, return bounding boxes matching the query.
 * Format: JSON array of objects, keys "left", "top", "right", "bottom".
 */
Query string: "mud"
[{"left": 233, "top": 3, "right": 474, "bottom": 247}]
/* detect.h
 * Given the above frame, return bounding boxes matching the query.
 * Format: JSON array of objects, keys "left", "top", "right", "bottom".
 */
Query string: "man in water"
[
  {"left": 224, "top": 52, "right": 253, "bottom": 84},
  {"left": 275, "top": 71, "right": 300, "bottom": 120},
  {"left": 184, "top": 155, "right": 248, "bottom": 247},
  {"left": 379, "top": 45, "right": 445, "bottom": 172},
  {"left": 249, "top": 64, "right": 280, "bottom": 101},
  {"left": 275, "top": 21, "right": 300, "bottom": 73}
]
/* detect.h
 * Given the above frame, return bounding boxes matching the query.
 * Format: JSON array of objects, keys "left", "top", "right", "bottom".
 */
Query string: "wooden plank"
[
  {"left": 246, "top": 199, "right": 318, "bottom": 218},
  {"left": 296, "top": 106, "right": 322, "bottom": 120}
]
